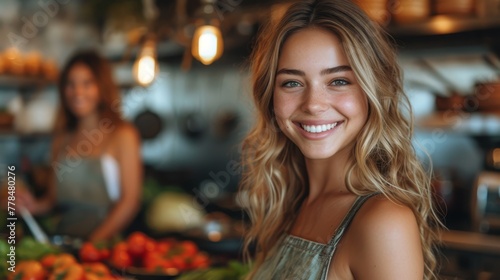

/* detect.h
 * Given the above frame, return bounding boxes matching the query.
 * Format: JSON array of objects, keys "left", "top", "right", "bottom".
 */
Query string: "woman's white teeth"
[{"left": 301, "top": 122, "right": 337, "bottom": 133}]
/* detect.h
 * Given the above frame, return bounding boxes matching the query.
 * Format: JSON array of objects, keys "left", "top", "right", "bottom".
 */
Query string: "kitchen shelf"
[
  {"left": 388, "top": 15, "right": 500, "bottom": 51},
  {"left": 440, "top": 230, "right": 500, "bottom": 255},
  {"left": 417, "top": 111, "right": 500, "bottom": 136},
  {"left": 0, "top": 75, "right": 55, "bottom": 91},
  {"left": 0, "top": 129, "right": 52, "bottom": 139},
  {"left": 389, "top": 16, "right": 500, "bottom": 37}
]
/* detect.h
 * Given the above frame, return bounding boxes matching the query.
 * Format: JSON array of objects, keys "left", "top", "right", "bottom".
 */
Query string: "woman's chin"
[
  {"left": 299, "top": 148, "right": 338, "bottom": 161},
  {"left": 69, "top": 107, "right": 97, "bottom": 119}
]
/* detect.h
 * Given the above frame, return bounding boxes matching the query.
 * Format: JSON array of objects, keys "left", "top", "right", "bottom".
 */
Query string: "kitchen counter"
[
  {"left": 439, "top": 230, "right": 500, "bottom": 279},
  {"left": 440, "top": 230, "right": 500, "bottom": 255}
]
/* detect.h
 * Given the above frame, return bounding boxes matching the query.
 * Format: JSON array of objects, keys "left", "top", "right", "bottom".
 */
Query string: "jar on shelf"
[
  {"left": 4, "top": 48, "right": 25, "bottom": 76},
  {"left": 24, "top": 52, "right": 43, "bottom": 77}
]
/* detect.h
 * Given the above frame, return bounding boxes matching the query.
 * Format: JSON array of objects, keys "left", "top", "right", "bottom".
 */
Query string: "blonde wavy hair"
[{"left": 240, "top": 0, "right": 441, "bottom": 279}]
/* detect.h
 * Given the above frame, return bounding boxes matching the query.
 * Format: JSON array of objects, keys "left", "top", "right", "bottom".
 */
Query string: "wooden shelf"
[
  {"left": 440, "top": 230, "right": 500, "bottom": 255},
  {"left": 388, "top": 16, "right": 500, "bottom": 37},
  {"left": 0, "top": 129, "right": 52, "bottom": 138},
  {"left": 0, "top": 75, "right": 55, "bottom": 91},
  {"left": 387, "top": 15, "right": 500, "bottom": 52},
  {"left": 417, "top": 111, "right": 500, "bottom": 136}
]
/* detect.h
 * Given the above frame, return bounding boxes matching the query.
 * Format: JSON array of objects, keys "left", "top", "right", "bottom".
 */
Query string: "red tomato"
[
  {"left": 144, "top": 260, "right": 164, "bottom": 272},
  {"left": 127, "top": 231, "right": 149, "bottom": 258},
  {"left": 191, "top": 253, "right": 210, "bottom": 269},
  {"left": 144, "top": 239, "right": 156, "bottom": 253},
  {"left": 99, "top": 248, "right": 110, "bottom": 260},
  {"left": 8, "top": 261, "right": 46, "bottom": 280},
  {"left": 156, "top": 241, "right": 173, "bottom": 254},
  {"left": 170, "top": 255, "right": 187, "bottom": 271},
  {"left": 144, "top": 258, "right": 177, "bottom": 275},
  {"left": 161, "top": 259, "right": 179, "bottom": 275},
  {"left": 113, "top": 241, "right": 128, "bottom": 252},
  {"left": 40, "top": 254, "right": 58, "bottom": 269},
  {"left": 144, "top": 251, "right": 163, "bottom": 268},
  {"left": 110, "top": 249, "right": 132, "bottom": 269},
  {"left": 79, "top": 242, "right": 101, "bottom": 262},
  {"left": 180, "top": 240, "right": 198, "bottom": 257}
]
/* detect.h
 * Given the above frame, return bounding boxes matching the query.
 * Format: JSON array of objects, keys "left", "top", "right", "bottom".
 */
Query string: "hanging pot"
[
  {"left": 179, "top": 112, "right": 206, "bottom": 141},
  {"left": 213, "top": 111, "right": 240, "bottom": 141},
  {"left": 133, "top": 109, "right": 164, "bottom": 140}
]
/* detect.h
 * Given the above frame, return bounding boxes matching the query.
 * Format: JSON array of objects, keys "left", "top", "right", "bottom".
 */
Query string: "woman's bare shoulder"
[
  {"left": 115, "top": 122, "right": 139, "bottom": 137},
  {"left": 110, "top": 122, "right": 140, "bottom": 144},
  {"left": 347, "top": 195, "right": 424, "bottom": 279},
  {"left": 357, "top": 195, "right": 417, "bottom": 226}
]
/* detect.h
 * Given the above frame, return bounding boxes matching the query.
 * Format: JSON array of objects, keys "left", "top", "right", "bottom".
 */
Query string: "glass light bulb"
[
  {"left": 133, "top": 38, "right": 158, "bottom": 87},
  {"left": 136, "top": 55, "right": 156, "bottom": 86},
  {"left": 198, "top": 32, "right": 218, "bottom": 64},
  {"left": 192, "top": 25, "right": 223, "bottom": 65}
]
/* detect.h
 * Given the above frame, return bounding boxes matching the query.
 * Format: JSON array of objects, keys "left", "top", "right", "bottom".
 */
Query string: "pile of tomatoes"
[
  {"left": 79, "top": 232, "right": 210, "bottom": 274},
  {"left": 8, "top": 254, "right": 116, "bottom": 280}
]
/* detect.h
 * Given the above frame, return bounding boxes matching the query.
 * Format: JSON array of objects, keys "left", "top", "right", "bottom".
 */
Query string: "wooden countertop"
[{"left": 440, "top": 230, "right": 500, "bottom": 255}]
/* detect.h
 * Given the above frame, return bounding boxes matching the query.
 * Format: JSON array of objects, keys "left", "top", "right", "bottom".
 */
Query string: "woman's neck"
[
  {"left": 304, "top": 146, "right": 353, "bottom": 203},
  {"left": 76, "top": 111, "right": 100, "bottom": 131}
]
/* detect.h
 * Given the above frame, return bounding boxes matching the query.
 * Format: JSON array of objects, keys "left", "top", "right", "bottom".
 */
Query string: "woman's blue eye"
[
  {"left": 331, "top": 79, "right": 349, "bottom": 86},
  {"left": 282, "top": 81, "right": 301, "bottom": 88}
]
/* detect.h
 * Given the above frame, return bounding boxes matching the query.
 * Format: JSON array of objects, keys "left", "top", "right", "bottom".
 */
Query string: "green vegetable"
[
  {"left": 177, "top": 261, "right": 250, "bottom": 280},
  {"left": 0, "top": 240, "right": 9, "bottom": 279},
  {"left": 0, "top": 238, "right": 59, "bottom": 279},
  {"left": 16, "top": 237, "right": 59, "bottom": 261}
]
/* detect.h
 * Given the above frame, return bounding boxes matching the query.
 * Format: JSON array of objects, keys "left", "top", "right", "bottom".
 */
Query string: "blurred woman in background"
[{"left": 18, "top": 50, "right": 142, "bottom": 241}]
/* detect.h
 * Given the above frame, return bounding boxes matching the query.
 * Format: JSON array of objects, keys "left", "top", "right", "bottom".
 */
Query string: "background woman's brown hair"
[{"left": 55, "top": 50, "right": 122, "bottom": 132}]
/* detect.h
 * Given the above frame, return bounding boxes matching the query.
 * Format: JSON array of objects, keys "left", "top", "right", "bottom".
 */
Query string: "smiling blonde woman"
[{"left": 239, "top": 0, "right": 441, "bottom": 279}]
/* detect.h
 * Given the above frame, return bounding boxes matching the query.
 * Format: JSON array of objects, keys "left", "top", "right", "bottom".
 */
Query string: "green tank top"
[
  {"left": 54, "top": 133, "right": 114, "bottom": 239},
  {"left": 55, "top": 157, "right": 113, "bottom": 239},
  {"left": 253, "top": 194, "right": 377, "bottom": 280}
]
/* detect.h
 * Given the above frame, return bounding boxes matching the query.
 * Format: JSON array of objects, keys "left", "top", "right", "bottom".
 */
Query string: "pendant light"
[
  {"left": 191, "top": 0, "right": 224, "bottom": 65},
  {"left": 133, "top": 35, "right": 158, "bottom": 87},
  {"left": 132, "top": 0, "right": 159, "bottom": 87}
]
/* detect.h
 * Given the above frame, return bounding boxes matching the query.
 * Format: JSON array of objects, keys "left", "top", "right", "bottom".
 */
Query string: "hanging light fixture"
[
  {"left": 191, "top": 0, "right": 224, "bottom": 65},
  {"left": 131, "top": 0, "right": 160, "bottom": 87},
  {"left": 133, "top": 35, "right": 159, "bottom": 86}
]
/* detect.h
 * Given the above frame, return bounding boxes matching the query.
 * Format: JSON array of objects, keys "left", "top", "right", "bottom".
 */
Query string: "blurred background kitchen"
[{"left": 0, "top": 0, "right": 500, "bottom": 279}]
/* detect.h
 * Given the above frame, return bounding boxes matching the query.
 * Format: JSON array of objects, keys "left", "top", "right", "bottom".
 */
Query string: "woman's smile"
[{"left": 293, "top": 120, "right": 345, "bottom": 139}]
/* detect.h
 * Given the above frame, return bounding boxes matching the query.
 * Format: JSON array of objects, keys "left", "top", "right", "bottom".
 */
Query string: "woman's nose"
[
  {"left": 71, "top": 85, "right": 85, "bottom": 96},
  {"left": 301, "top": 86, "right": 328, "bottom": 115}
]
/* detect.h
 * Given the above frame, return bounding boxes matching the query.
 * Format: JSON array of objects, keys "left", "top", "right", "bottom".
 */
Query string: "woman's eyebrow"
[
  {"left": 276, "top": 68, "right": 305, "bottom": 76},
  {"left": 320, "top": 65, "right": 352, "bottom": 75},
  {"left": 276, "top": 65, "right": 352, "bottom": 76}
]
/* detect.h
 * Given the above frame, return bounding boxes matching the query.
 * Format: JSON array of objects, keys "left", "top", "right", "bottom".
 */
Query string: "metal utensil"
[{"left": 19, "top": 205, "right": 49, "bottom": 244}]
